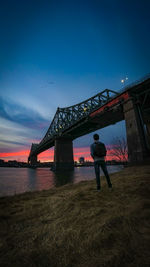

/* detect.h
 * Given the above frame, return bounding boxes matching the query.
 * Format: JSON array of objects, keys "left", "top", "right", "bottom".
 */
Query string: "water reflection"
[
  {"left": 26, "top": 168, "right": 55, "bottom": 191},
  {"left": 0, "top": 165, "right": 124, "bottom": 197},
  {"left": 27, "top": 168, "right": 37, "bottom": 189}
]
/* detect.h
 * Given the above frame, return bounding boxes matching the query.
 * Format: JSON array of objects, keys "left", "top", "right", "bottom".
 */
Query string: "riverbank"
[{"left": 0, "top": 165, "right": 150, "bottom": 267}]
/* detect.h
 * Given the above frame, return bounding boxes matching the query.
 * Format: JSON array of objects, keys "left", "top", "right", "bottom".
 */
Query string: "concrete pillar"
[
  {"left": 54, "top": 137, "right": 74, "bottom": 170},
  {"left": 28, "top": 143, "right": 38, "bottom": 167},
  {"left": 123, "top": 98, "right": 147, "bottom": 163},
  {"left": 30, "top": 155, "right": 37, "bottom": 166}
]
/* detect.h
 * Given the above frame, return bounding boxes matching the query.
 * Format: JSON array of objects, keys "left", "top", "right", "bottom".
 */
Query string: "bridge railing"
[{"left": 120, "top": 73, "right": 150, "bottom": 94}]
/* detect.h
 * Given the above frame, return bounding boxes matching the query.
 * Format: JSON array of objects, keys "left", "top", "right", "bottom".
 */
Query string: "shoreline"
[{"left": 0, "top": 162, "right": 124, "bottom": 168}]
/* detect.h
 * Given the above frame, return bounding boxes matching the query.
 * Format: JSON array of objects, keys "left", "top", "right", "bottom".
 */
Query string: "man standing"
[{"left": 90, "top": 133, "right": 112, "bottom": 191}]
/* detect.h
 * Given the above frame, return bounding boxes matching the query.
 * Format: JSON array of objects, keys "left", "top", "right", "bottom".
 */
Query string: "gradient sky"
[{"left": 0, "top": 0, "right": 150, "bottom": 162}]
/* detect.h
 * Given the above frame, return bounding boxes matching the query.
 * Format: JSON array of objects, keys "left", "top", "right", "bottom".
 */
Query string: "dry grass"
[{"left": 0, "top": 165, "right": 150, "bottom": 267}]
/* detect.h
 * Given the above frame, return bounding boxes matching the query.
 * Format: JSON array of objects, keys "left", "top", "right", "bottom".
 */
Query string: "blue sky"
[{"left": 0, "top": 0, "right": 150, "bottom": 161}]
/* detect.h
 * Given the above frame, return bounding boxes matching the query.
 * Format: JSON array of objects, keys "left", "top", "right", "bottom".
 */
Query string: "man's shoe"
[{"left": 109, "top": 187, "right": 113, "bottom": 191}]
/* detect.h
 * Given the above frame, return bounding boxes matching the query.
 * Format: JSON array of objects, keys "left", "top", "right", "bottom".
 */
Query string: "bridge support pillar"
[
  {"left": 29, "top": 155, "right": 37, "bottom": 166},
  {"left": 123, "top": 99, "right": 147, "bottom": 163},
  {"left": 145, "top": 122, "right": 150, "bottom": 150},
  {"left": 54, "top": 137, "right": 74, "bottom": 170},
  {"left": 28, "top": 143, "right": 38, "bottom": 168}
]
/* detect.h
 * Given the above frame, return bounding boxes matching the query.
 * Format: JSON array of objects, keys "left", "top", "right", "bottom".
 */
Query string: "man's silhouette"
[{"left": 90, "top": 133, "right": 112, "bottom": 191}]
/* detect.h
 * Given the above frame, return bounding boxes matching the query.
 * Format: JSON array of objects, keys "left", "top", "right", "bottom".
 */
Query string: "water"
[{"left": 0, "top": 166, "right": 123, "bottom": 197}]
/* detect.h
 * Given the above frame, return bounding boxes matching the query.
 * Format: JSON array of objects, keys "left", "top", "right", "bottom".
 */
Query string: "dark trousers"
[{"left": 94, "top": 160, "right": 112, "bottom": 189}]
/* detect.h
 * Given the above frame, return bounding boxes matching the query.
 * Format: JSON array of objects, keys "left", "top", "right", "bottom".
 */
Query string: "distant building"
[{"left": 79, "top": 157, "right": 85, "bottom": 164}]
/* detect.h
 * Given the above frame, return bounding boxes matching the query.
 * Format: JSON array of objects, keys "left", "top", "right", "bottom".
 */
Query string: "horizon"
[{"left": 0, "top": 144, "right": 127, "bottom": 163}]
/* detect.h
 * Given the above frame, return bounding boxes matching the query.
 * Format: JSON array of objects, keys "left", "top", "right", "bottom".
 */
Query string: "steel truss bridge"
[
  {"left": 28, "top": 74, "right": 150, "bottom": 166},
  {"left": 29, "top": 89, "right": 119, "bottom": 155}
]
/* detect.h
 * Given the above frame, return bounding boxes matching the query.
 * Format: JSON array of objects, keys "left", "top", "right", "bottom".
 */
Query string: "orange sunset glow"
[{"left": 0, "top": 146, "right": 121, "bottom": 162}]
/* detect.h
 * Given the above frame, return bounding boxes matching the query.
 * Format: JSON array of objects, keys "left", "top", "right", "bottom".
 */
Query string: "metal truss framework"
[
  {"left": 133, "top": 88, "right": 150, "bottom": 114},
  {"left": 30, "top": 89, "right": 118, "bottom": 154}
]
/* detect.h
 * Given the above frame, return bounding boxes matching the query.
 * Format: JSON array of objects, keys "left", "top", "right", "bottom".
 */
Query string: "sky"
[{"left": 0, "top": 0, "right": 150, "bottom": 162}]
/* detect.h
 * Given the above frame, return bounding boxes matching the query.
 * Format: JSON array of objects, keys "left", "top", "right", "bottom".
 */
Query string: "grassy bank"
[{"left": 0, "top": 165, "right": 150, "bottom": 267}]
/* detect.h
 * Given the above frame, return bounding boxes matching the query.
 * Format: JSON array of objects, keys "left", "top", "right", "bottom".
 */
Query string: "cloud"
[
  {"left": 0, "top": 96, "right": 50, "bottom": 130},
  {"left": 0, "top": 96, "right": 52, "bottom": 156}
]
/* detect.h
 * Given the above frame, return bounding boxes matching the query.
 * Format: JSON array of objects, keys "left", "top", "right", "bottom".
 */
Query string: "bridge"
[{"left": 28, "top": 74, "right": 150, "bottom": 169}]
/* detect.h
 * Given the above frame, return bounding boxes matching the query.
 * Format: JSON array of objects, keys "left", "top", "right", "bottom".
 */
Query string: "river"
[{"left": 0, "top": 165, "right": 123, "bottom": 197}]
